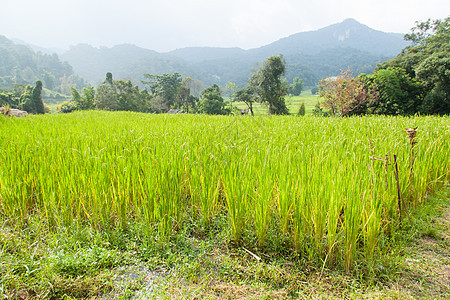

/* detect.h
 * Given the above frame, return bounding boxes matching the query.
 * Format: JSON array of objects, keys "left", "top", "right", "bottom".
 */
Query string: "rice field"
[
  {"left": 0, "top": 111, "right": 448, "bottom": 271},
  {"left": 233, "top": 90, "right": 320, "bottom": 115}
]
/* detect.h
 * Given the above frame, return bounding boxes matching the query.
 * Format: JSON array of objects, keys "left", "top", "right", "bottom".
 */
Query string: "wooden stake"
[{"left": 393, "top": 154, "right": 413, "bottom": 227}]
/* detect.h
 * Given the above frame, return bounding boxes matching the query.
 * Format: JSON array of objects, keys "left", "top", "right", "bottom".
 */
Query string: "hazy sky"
[{"left": 1, "top": 0, "right": 448, "bottom": 52}]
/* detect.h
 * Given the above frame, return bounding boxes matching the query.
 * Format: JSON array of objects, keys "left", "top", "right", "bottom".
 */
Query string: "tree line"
[
  {"left": 1, "top": 17, "right": 448, "bottom": 117},
  {"left": 317, "top": 17, "right": 449, "bottom": 116}
]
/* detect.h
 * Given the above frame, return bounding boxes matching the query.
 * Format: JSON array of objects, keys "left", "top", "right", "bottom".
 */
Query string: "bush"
[
  {"left": 297, "top": 102, "right": 306, "bottom": 116},
  {"left": 57, "top": 101, "right": 77, "bottom": 113}
]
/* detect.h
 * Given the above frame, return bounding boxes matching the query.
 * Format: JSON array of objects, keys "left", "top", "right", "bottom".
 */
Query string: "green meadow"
[{"left": 233, "top": 90, "right": 319, "bottom": 115}]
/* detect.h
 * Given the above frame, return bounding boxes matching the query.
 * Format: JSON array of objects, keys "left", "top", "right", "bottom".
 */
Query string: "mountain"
[
  {"left": 0, "top": 35, "right": 84, "bottom": 92},
  {"left": 11, "top": 38, "right": 66, "bottom": 55},
  {"left": 249, "top": 18, "right": 408, "bottom": 58},
  {"left": 168, "top": 47, "right": 246, "bottom": 63},
  {"left": 4, "top": 19, "right": 410, "bottom": 89},
  {"left": 60, "top": 43, "right": 160, "bottom": 84},
  {"left": 59, "top": 19, "right": 408, "bottom": 87}
]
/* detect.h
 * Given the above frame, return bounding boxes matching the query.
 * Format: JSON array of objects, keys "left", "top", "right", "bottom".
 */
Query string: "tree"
[
  {"left": 174, "top": 78, "right": 201, "bottom": 113},
  {"left": 318, "top": 69, "right": 370, "bottom": 117},
  {"left": 379, "top": 17, "right": 449, "bottom": 114},
  {"left": 19, "top": 86, "right": 34, "bottom": 113},
  {"left": 142, "top": 73, "right": 182, "bottom": 110},
  {"left": 71, "top": 86, "right": 96, "bottom": 111},
  {"left": 105, "top": 72, "right": 113, "bottom": 85},
  {"left": 297, "top": 102, "right": 306, "bottom": 116},
  {"left": 201, "top": 84, "right": 222, "bottom": 97},
  {"left": 71, "top": 87, "right": 81, "bottom": 108},
  {"left": 225, "top": 82, "right": 237, "bottom": 98},
  {"left": 0, "top": 85, "right": 25, "bottom": 108},
  {"left": 415, "top": 51, "right": 450, "bottom": 114},
  {"left": 404, "top": 18, "right": 444, "bottom": 45},
  {"left": 182, "top": 77, "right": 203, "bottom": 97},
  {"left": 42, "top": 71, "right": 56, "bottom": 90},
  {"left": 249, "top": 55, "right": 289, "bottom": 115},
  {"left": 175, "top": 84, "right": 191, "bottom": 112},
  {"left": 198, "top": 84, "right": 229, "bottom": 115},
  {"left": 32, "top": 80, "right": 45, "bottom": 114},
  {"left": 363, "top": 67, "right": 424, "bottom": 115},
  {"left": 234, "top": 87, "right": 256, "bottom": 116},
  {"left": 312, "top": 101, "right": 326, "bottom": 117},
  {"left": 290, "top": 77, "right": 304, "bottom": 96},
  {"left": 80, "top": 86, "right": 96, "bottom": 110},
  {"left": 96, "top": 73, "right": 151, "bottom": 112},
  {"left": 19, "top": 80, "right": 45, "bottom": 114}
]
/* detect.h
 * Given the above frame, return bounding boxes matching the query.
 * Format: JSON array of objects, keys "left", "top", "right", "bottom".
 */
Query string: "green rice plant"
[
  {"left": 222, "top": 161, "right": 250, "bottom": 243},
  {"left": 0, "top": 112, "right": 448, "bottom": 271},
  {"left": 188, "top": 152, "right": 221, "bottom": 228},
  {"left": 252, "top": 169, "right": 274, "bottom": 247}
]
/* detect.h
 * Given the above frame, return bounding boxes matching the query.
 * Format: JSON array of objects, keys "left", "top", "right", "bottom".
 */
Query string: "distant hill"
[
  {"left": 180, "top": 19, "right": 408, "bottom": 86},
  {"left": 60, "top": 43, "right": 159, "bottom": 84},
  {"left": 6, "top": 19, "right": 410, "bottom": 89},
  {"left": 11, "top": 37, "right": 66, "bottom": 55},
  {"left": 250, "top": 18, "right": 408, "bottom": 58},
  {"left": 168, "top": 47, "right": 246, "bottom": 63},
  {"left": 0, "top": 35, "right": 84, "bottom": 92}
]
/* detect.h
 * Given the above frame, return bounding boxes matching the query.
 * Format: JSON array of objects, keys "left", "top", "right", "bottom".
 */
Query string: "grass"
[
  {"left": 0, "top": 111, "right": 449, "bottom": 298},
  {"left": 1, "top": 186, "right": 448, "bottom": 299},
  {"left": 232, "top": 90, "right": 320, "bottom": 115}
]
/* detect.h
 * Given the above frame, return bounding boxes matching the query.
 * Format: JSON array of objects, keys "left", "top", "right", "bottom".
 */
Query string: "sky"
[{"left": 0, "top": 0, "right": 448, "bottom": 52}]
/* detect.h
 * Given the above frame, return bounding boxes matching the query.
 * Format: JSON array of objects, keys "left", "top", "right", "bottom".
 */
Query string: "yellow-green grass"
[
  {"left": 0, "top": 111, "right": 448, "bottom": 272},
  {"left": 233, "top": 90, "right": 320, "bottom": 115}
]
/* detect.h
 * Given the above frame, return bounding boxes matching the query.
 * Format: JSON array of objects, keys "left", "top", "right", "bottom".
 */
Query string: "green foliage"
[
  {"left": 201, "top": 83, "right": 222, "bottom": 97},
  {"left": 249, "top": 55, "right": 289, "bottom": 115},
  {"left": 379, "top": 17, "right": 450, "bottom": 114},
  {"left": 96, "top": 73, "right": 151, "bottom": 112},
  {"left": 364, "top": 67, "right": 424, "bottom": 115},
  {"left": 297, "top": 102, "right": 305, "bottom": 116},
  {"left": 290, "top": 77, "right": 304, "bottom": 96},
  {"left": 311, "top": 102, "right": 326, "bottom": 117},
  {"left": 105, "top": 72, "right": 113, "bottom": 85},
  {"left": 56, "top": 101, "right": 77, "bottom": 113},
  {"left": 80, "top": 86, "right": 96, "bottom": 110},
  {"left": 72, "top": 86, "right": 96, "bottom": 110},
  {"left": 32, "top": 80, "right": 45, "bottom": 114},
  {"left": 14, "top": 81, "right": 45, "bottom": 114},
  {"left": 142, "top": 73, "right": 182, "bottom": 110},
  {"left": 198, "top": 84, "right": 229, "bottom": 115},
  {"left": 234, "top": 87, "right": 256, "bottom": 115},
  {"left": 71, "top": 87, "right": 82, "bottom": 106},
  {"left": 175, "top": 84, "right": 198, "bottom": 113},
  {"left": 0, "top": 87, "right": 22, "bottom": 108},
  {"left": 18, "top": 86, "right": 33, "bottom": 112}
]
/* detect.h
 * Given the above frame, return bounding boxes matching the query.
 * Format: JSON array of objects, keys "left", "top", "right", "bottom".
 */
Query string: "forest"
[{"left": 1, "top": 17, "right": 449, "bottom": 116}]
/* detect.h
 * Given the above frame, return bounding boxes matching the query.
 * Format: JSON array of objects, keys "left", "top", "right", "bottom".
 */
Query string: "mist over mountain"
[
  {"left": 0, "top": 35, "right": 84, "bottom": 92},
  {"left": 167, "top": 47, "right": 247, "bottom": 63},
  {"left": 3, "top": 19, "right": 410, "bottom": 89},
  {"left": 250, "top": 18, "right": 408, "bottom": 58}
]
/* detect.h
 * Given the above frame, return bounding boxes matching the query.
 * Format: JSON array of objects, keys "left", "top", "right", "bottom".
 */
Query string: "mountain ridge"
[{"left": 4, "top": 18, "right": 410, "bottom": 88}]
